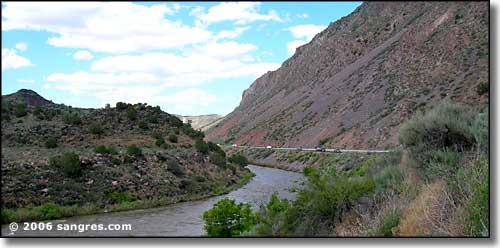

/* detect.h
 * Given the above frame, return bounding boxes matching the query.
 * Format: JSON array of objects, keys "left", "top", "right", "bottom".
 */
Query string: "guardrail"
[{"left": 220, "top": 145, "right": 392, "bottom": 153}]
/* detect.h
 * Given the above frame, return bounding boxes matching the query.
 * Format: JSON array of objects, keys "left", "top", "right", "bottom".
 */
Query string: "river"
[{"left": 1, "top": 165, "right": 305, "bottom": 237}]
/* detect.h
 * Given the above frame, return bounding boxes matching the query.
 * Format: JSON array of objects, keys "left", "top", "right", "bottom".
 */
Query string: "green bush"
[
  {"left": 167, "top": 159, "right": 184, "bottom": 177},
  {"left": 111, "top": 157, "right": 122, "bottom": 165},
  {"left": 210, "top": 152, "right": 226, "bottom": 167},
  {"left": 89, "top": 123, "right": 104, "bottom": 137},
  {"left": 49, "top": 152, "right": 82, "bottom": 177},
  {"left": 155, "top": 138, "right": 165, "bottom": 147},
  {"left": 40, "top": 202, "right": 61, "bottom": 220},
  {"left": 105, "top": 190, "right": 137, "bottom": 204},
  {"left": 14, "top": 103, "right": 27, "bottom": 117},
  {"left": 168, "top": 134, "right": 178, "bottom": 143},
  {"left": 203, "top": 198, "right": 256, "bottom": 237},
  {"left": 127, "top": 106, "right": 137, "bottom": 121},
  {"left": 45, "top": 137, "right": 58, "bottom": 149},
  {"left": 95, "top": 145, "right": 109, "bottom": 154},
  {"left": 399, "top": 101, "right": 475, "bottom": 163},
  {"left": 138, "top": 121, "right": 148, "bottom": 130},
  {"left": 249, "top": 193, "right": 290, "bottom": 236},
  {"left": 373, "top": 165, "right": 404, "bottom": 193},
  {"left": 228, "top": 154, "right": 248, "bottom": 167},
  {"left": 107, "top": 146, "right": 118, "bottom": 155},
  {"left": 126, "top": 145, "right": 142, "bottom": 157},
  {"left": 63, "top": 113, "right": 81, "bottom": 125},
  {"left": 374, "top": 209, "right": 400, "bottom": 237},
  {"left": 115, "top": 102, "right": 128, "bottom": 110},
  {"left": 152, "top": 131, "right": 163, "bottom": 140},
  {"left": 195, "top": 139, "right": 209, "bottom": 154},
  {"left": 476, "top": 82, "right": 489, "bottom": 95},
  {"left": 472, "top": 108, "right": 488, "bottom": 153}
]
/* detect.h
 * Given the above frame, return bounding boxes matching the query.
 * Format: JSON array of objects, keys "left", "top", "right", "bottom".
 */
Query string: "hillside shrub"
[
  {"left": 476, "top": 82, "right": 489, "bottom": 95},
  {"left": 14, "top": 103, "right": 27, "bottom": 117},
  {"left": 138, "top": 121, "right": 148, "bottom": 130},
  {"left": 126, "top": 106, "right": 137, "bottom": 121},
  {"left": 95, "top": 145, "right": 109, "bottom": 154},
  {"left": 126, "top": 145, "right": 142, "bottom": 157},
  {"left": 115, "top": 102, "right": 128, "bottom": 110},
  {"left": 168, "top": 134, "right": 178, "bottom": 143},
  {"left": 210, "top": 152, "right": 226, "bottom": 167},
  {"left": 195, "top": 139, "right": 209, "bottom": 154},
  {"left": 45, "top": 137, "right": 58, "bottom": 149},
  {"left": 89, "top": 123, "right": 104, "bottom": 137},
  {"left": 228, "top": 154, "right": 248, "bottom": 167},
  {"left": 203, "top": 198, "right": 256, "bottom": 237},
  {"left": 63, "top": 113, "right": 81, "bottom": 125},
  {"left": 155, "top": 138, "right": 165, "bottom": 147},
  {"left": 49, "top": 152, "right": 82, "bottom": 177},
  {"left": 398, "top": 101, "right": 475, "bottom": 163},
  {"left": 166, "top": 158, "right": 184, "bottom": 177}
]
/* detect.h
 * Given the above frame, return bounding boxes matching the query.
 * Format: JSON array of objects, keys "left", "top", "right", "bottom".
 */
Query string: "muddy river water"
[{"left": 2, "top": 165, "right": 305, "bottom": 237}]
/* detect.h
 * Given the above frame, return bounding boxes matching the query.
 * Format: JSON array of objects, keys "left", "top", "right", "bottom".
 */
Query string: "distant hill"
[
  {"left": 177, "top": 114, "right": 223, "bottom": 131},
  {"left": 2, "top": 89, "right": 54, "bottom": 106},
  {"left": 206, "top": 2, "right": 489, "bottom": 149}
]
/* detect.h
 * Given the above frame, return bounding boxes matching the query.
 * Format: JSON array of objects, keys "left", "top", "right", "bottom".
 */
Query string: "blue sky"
[{"left": 2, "top": 2, "right": 361, "bottom": 116}]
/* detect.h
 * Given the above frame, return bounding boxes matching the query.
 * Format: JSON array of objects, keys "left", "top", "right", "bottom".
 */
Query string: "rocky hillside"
[
  {"left": 178, "top": 114, "right": 223, "bottom": 131},
  {"left": 1, "top": 89, "right": 250, "bottom": 220},
  {"left": 206, "top": 2, "right": 489, "bottom": 149}
]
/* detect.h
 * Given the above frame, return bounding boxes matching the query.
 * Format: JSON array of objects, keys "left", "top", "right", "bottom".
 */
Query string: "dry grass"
[{"left": 397, "top": 180, "right": 463, "bottom": 236}]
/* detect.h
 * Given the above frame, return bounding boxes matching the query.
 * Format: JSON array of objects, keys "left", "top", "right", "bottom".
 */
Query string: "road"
[{"left": 220, "top": 145, "right": 392, "bottom": 153}]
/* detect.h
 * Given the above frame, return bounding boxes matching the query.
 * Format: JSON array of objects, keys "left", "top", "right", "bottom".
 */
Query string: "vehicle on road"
[
  {"left": 232, "top": 144, "right": 238, "bottom": 147},
  {"left": 266, "top": 145, "right": 272, "bottom": 149},
  {"left": 315, "top": 147, "right": 325, "bottom": 152},
  {"left": 332, "top": 148, "right": 342, "bottom": 153},
  {"left": 296, "top": 147, "right": 302, "bottom": 151}
]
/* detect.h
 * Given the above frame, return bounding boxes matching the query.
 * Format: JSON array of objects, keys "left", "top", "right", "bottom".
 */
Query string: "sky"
[{"left": 1, "top": 1, "right": 362, "bottom": 116}]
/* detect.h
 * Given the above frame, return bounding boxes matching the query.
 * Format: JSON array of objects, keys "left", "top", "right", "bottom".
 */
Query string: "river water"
[{"left": 1, "top": 165, "right": 305, "bottom": 237}]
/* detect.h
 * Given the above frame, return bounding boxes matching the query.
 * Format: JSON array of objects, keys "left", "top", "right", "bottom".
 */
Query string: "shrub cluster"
[{"left": 49, "top": 152, "right": 82, "bottom": 177}]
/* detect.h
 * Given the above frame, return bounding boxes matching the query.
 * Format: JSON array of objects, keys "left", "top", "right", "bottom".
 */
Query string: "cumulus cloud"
[
  {"left": 297, "top": 13, "right": 309, "bottom": 18},
  {"left": 194, "top": 2, "right": 282, "bottom": 26},
  {"left": 2, "top": 2, "right": 211, "bottom": 53},
  {"left": 286, "top": 24, "right": 326, "bottom": 55},
  {"left": 2, "top": 48, "right": 34, "bottom": 70},
  {"left": 288, "top": 24, "right": 326, "bottom": 40},
  {"left": 73, "top": 50, "right": 94, "bottom": 60},
  {"left": 215, "top": 26, "right": 251, "bottom": 40},
  {"left": 15, "top": 42, "right": 27, "bottom": 51}
]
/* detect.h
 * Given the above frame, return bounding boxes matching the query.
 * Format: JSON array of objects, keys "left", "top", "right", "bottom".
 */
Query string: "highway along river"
[{"left": 2, "top": 165, "right": 306, "bottom": 237}]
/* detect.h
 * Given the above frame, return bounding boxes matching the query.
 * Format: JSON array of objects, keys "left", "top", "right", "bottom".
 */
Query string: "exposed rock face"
[
  {"left": 2, "top": 89, "right": 54, "bottom": 106},
  {"left": 178, "top": 114, "right": 223, "bottom": 131},
  {"left": 207, "top": 2, "right": 488, "bottom": 149}
]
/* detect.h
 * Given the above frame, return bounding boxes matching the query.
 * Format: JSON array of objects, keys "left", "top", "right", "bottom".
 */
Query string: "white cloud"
[
  {"left": 45, "top": 47, "right": 280, "bottom": 105},
  {"left": 288, "top": 24, "right": 326, "bottom": 40},
  {"left": 215, "top": 26, "right": 250, "bottom": 40},
  {"left": 15, "top": 42, "right": 27, "bottom": 51},
  {"left": 2, "top": 48, "right": 34, "bottom": 70},
  {"left": 73, "top": 50, "right": 94, "bottom": 61},
  {"left": 194, "top": 2, "right": 282, "bottom": 26},
  {"left": 17, "top": 79, "right": 34, "bottom": 83},
  {"left": 297, "top": 13, "right": 309, "bottom": 18},
  {"left": 286, "top": 24, "right": 326, "bottom": 55},
  {"left": 2, "top": 2, "right": 211, "bottom": 53},
  {"left": 189, "top": 6, "right": 204, "bottom": 16},
  {"left": 287, "top": 40, "right": 308, "bottom": 55}
]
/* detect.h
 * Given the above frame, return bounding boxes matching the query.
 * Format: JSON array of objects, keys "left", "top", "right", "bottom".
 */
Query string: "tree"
[
  {"left": 203, "top": 198, "right": 256, "bottom": 237},
  {"left": 49, "top": 152, "right": 82, "bottom": 177},
  {"left": 127, "top": 106, "right": 137, "bottom": 121},
  {"left": 228, "top": 154, "right": 248, "bottom": 167},
  {"left": 195, "top": 139, "right": 209, "bottom": 154}
]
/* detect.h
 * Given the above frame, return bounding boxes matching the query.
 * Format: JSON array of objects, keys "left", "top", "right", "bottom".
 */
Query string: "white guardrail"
[{"left": 220, "top": 145, "right": 391, "bottom": 153}]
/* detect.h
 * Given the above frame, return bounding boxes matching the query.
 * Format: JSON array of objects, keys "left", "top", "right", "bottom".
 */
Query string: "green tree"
[
  {"left": 126, "top": 145, "right": 142, "bottom": 157},
  {"left": 228, "top": 154, "right": 248, "bottom": 167},
  {"left": 203, "top": 198, "right": 256, "bottom": 237},
  {"left": 195, "top": 139, "right": 209, "bottom": 154},
  {"left": 127, "top": 106, "right": 137, "bottom": 121}
]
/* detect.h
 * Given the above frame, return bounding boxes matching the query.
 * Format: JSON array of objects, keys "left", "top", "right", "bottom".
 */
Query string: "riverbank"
[{"left": 1, "top": 169, "right": 255, "bottom": 224}]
